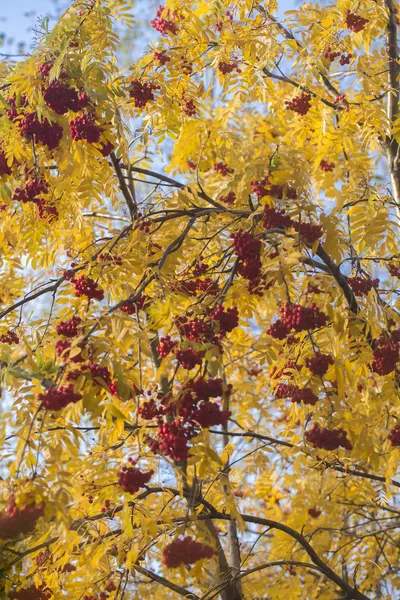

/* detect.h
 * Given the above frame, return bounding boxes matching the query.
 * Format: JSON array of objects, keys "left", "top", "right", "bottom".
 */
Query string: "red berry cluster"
[
  {"left": 320, "top": 159, "right": 335, "bottom": 172},
  {"left": 181, "top": 98, "right": 197, "bottom": 116},
  {"left": 175, "top": 346, "right": 203, "bottom": 370},
  {"left": 0, "top": 151, "right": 12, "bottom": 176},
  {"left": 279, "top": 303, "right": 328, "bottom": 333},
  {"left": 151, "top": 5, "right": 178, "bottom": 35},
  {"left": 294, "top": 221, "right": 323, "bottom": 245},
  {"left": 154, "top": 50, "right": 170, "bottom": 65},
  {"left": 274, "top": 383, "right": 297, "bottom": 399},
  {"left": 99, "top": 140, "right": 115, "bottom": 157},
  {"left": 323, "top": 48, "right": 352, "bottom": 65},
  {"left": 308, "top": 508, "right": 321, "bottom": 518},
  {"left": 0, "top": 498, "right": 45, "bottom": 539},
  {"left": 267, "top": 320, "right": 290, "bottom": 340},
  {"left": 177, "top": 277, "right": 220, "bottom": 297},
  {"left": 231, "top": 230, "right": 262, "bottom": 280},
  {"left": 129, "top": 79, "right": 160, "bottom": 108},
  {"left": 154, "top": 419, "right": 196, "bottom": 460},
  {"left": 305, "top": 423, "right": 352, "bottom": 450},
  {"left": 192, "top": 399, "right": 230, "bottom": 428},
  {"left": 345, "top": 10, "right": 368, "bottom": 33},
  {"left": 56, "top": 316, "right": 81, "bottom": 338},
  {"left": 210, "top": 304, "right": 239, "bottom": 334},
  {"left": 13, "top": 178, "right": 49, "bottom": 203},
  {"left": 162, "top": 536, "right": 215, "bottom": 567},
  {"left": 388, "top": 263, "right": 400, "bottom": 278},
  {"left": 98, "top": 252, "right": 123, "bottom": 265},
  {"left": 82, "top": 581, "right": 116, "bottom": 600},
  {"left": 262, "top": 207, "right": 293, "bottom": 230},
  {"left": 71, "top": 276, "right": 104, "bottom": 300},
  {"left": 270, "top": 184, "right": 298, "bottom": 199},
  {"left": 43, "top": 80, "right": 82, "bottom": 114},
  {"left": 39, "top": 385, "right": 82, "bottom": 410},
  {"left": 177, "top": 317, "right": 214, "bottom": 343},
  {"left": 305, "top": 352, "right": 334, "bottom": 376},
  {"left": 220, "top": 191, "right": 236, "bottom": 205},
  {"left": 218, "top": 61, "right": 241, "bottom": 74},
  {"left": 56, "top": 339, "right": 85, "bottom": 363},
  {"left": 67, "top": 362, "right": 116, "bottom": 391},
  {"left": 37, "top": 198, "right": 58, "bottom": 222},
  {"left": 157, "top": 336, "right": 178, "bottom": 357},
  {"left": 19, "top": 113, "right": 63, "bottom": 150},
  {"left": 347, "top": 275, "right": 379, "bottom": 297},
  {"left": 388, "top": 424, "right": 400, "bottom": 447},
  {"left": 291, "top": 387, "right": 318, "bottom": 405},
  {"left": 118, "top": 465, "right": 154, "bottom": 494},
  {"left": 70, "top": 114, "right": 101, "bottom": 143},
  {"left": 371, "top": 336, "right": 399, "bottom": 375},
  {"left": 142, "top": 377, "right": 230, "bottom": 458},
  {"left": 0, "top": 330, "right": 19, "bottom": 344},
  {"left": 119, "top": 294, "right": 147, "bottom": 314},
  {"left": 334, "top": 93, "right": 348, "bottom": 106},
  {"left": 339, "top": 53, "right": 352, "bottom": 65},
  {"left": 285, "top": 93, "right": 312, "bottom": 116},
  {"left": 274, "top": 384, "right": 318, "bottom": 405},
  {"left": 251, "top": 176, "right": 270, "bottom": 198},
  {"left": 323, "top": 47, "right": 341, "bottom": 62},
  {"left": 9, "top": 585, "right": 51, "bottom": 600},
  {"left": 39, "top": 61, "right": 55, "bottom": 78},
  {"left": 180, "top": 57, "right": 193, "bottom": 75},
  {"left": 213, "top": 161, "right": 233, "bottom": 176}
]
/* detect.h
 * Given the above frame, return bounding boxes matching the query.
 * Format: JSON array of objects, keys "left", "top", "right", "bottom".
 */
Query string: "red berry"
[
  {"left": 220, "top": 191, "right": 236, "bottom": 205},
  {"left": 0, "top": 330, "right": 19, "bottom": 344},
  {"left": 0, "top": 498, "right": 45, "bottom": 539},
  {"left": 213, "top": 161, "right": 233, "bottom": 176},
  {"left": 210, "top": 304, "right": 239, "bottom": 334},
  {"left": 154, "top": 50, "right": 170, "bottom": 65},
  {"left": 151, "top": 5, "right": 178, "bottom": 35},
  {"left": 19, "top": 113, "right": 63, "bottom": 150},
  {"left": 39, "top": 385, "right": 82, "bottom": 411},
  {"left": 347, "top": 276, "right": 379, "bottom": 297},
  {"left": 251, "top": 176, "right": 270, "bottom": 199},
  {"left": 175, "top": 346, "right": 203, "bottom": 369},
  {"left": 345, "top": 10, "right": 368, "bottom": 33},
  {"left": 305, "top": 352, "right": 334, "bottom": 377},
  {"left": 305, "top": 423, "right": 352, "bottom": 451},
  {"left": 285, "top": 93, "right": 312, "bottom": 116},
  {"left": 70, "top": 114, "right": 101, "bottom": 143},
  {"left": 388, "top": 424, "right": 400, "bottom": 447},
  {"left": 308, "top": 508, "right": 321, "bottom": 518},
  {"left": 162, "top": 537, "right": 215, "bottom": 567},
  {"left": 267, "top": 319, "right": 289, "bottom": 340},
  {"left": 371, "top": 337, "right": 399, "bottom": 375},
  {"left": 262, "top": 207, "right": 293, "bottom": 230},
  {"left": 129, "top": 79, "right": 160, "bottom": 108},
  {"left": 118, "top": 466, "right": 154, "bottom": 494},
  {"left": 320, "top": 159, "right": 335, "bottom": 172},
  {"left": 181, "top": 98, "right": 197, "bottom": 116},
  {"left": 279, "top": 303, "right": 328, "bottom": 332},
  {"left": 0, "top": 151, "right": 12, "bottom": 176},
  {"left": 72, "top": 276, "right": 104, "bottom": 300},
  {"left": 43, "top": 80, "right": 81, "bottom": 114},
  {"left": 218, "top": 60, "right": 240, "bottom": 74},
  {"left": 157, "top": 336, "right": 178, "bottom": 357},
  {"left": 294, "top": 221, "right": 323, "bottom": 245}
]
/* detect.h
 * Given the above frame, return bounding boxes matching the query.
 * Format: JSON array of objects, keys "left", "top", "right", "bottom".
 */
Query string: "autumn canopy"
[{"left": 1, "top": 0, "right": 400, "bottom": 599}]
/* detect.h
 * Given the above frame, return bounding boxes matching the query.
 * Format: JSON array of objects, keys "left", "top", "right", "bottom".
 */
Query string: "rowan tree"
[{"left": 2, "top": 0, "right": 400, "bottom": 599}]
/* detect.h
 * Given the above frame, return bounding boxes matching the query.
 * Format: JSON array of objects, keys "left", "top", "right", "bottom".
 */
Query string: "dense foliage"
[{"left": 2, "top": 1, "right": 400, "bottom": 599}]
